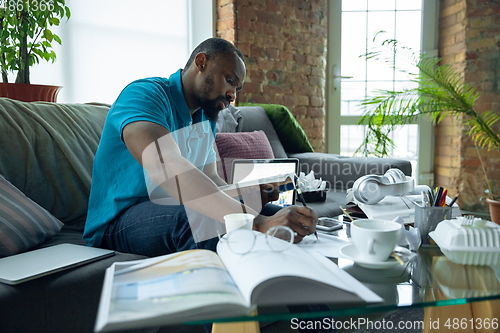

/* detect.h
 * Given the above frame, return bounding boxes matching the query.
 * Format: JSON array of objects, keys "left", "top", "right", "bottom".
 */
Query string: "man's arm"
[
  {"left": 124, "top": 121, "right": 317, "bottom": 242},
  {"left": 202, "top": 162, "right": 227, "bottom": 186},
  {"left": 124, "top": 121, "right": 257, "bottom": 222}
]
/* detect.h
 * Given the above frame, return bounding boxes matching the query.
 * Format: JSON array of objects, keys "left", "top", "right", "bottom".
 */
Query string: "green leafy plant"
[
  {"left": 0, "top": 0, "right": 70, "bottom": 84},
  {"left": 356, "top": 33, "right": 500, "bottom": 199}
]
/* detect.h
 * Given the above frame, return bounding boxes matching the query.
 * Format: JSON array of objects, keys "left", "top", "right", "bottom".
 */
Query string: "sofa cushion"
[
  {"left": 215, "top": 104, "right": 243, "bottom": 133},
  {"left": 215, "top": 130, "right": 275, "bottom": 183},
  {"left": 0, "top": 174, "right": 63, "bottom": 257},
  {"left": 0, "top": 98, "right": 109, "bottom": 226},
  {"left": 240, "top": 103, "right": 314, "bottom": 154},
  {"left": 237, "top": 106, "right": 288, "bottom": 158}
]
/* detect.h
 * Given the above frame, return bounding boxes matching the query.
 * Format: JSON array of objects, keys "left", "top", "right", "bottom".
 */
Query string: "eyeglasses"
[{"left": 218, "top": 225, "right": 294, "bottom": 254}]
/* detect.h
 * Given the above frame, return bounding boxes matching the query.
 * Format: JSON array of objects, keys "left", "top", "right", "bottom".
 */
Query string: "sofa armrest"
[{"left": 288, "top": 152, "right": 412, "bottom": 191}]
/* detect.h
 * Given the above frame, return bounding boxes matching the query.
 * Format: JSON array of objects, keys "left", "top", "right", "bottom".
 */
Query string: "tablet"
[{"left": 231, "top": 158, "right": 299, "bottom": 206}]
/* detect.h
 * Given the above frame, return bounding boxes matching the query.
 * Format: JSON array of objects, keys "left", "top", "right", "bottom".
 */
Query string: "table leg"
[{"left": 212, "top": 310, "right": 260, "bottom": 333}]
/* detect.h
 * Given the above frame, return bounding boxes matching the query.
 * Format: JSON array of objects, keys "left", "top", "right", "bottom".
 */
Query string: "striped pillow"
[{"left": 0, "top": 174, "right": 63, "bottom": 257}]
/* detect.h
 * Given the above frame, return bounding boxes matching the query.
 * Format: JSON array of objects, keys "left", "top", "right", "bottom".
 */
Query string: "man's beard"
[
  {"left": 196, "top": 71, "right": 228, "bottom": 122},
  {"left": 199, "top": 97, "right": 223, "bottom": 122}
]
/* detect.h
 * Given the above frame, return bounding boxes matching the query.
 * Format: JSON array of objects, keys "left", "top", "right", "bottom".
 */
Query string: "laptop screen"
[{"left": 231, "top": 159, "right": 298, "bottom": 207}]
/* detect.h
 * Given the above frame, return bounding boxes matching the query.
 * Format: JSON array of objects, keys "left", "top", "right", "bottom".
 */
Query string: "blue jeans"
[{"left": 102, "top": 200, "right": 282, "bottom": 256}]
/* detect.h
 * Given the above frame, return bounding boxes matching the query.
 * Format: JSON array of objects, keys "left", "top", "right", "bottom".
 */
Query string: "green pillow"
[{"left": 240, "top": 103, "right": 314, "bottom": 153}]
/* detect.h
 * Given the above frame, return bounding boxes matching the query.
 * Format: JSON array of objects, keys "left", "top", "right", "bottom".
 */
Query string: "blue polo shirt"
[{"left": 83, "top": 69, "right": 217, "bottom": 247}]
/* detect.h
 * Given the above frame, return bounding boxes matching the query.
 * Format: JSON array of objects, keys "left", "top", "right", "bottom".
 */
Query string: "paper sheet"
[
  {"left": 217, "top": 231, "right": 381, "bottom": 305},
  {"left": 297, "top": 232, "right": 349, "bottom": 258}
]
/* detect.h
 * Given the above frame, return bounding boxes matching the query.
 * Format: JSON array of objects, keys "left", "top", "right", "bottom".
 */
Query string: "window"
[
  {"left": 25, "top": 0, "right": 214, "bottom": 104},
  {"left": 327, "top": 0, "right": 438, "bottom": 185}
]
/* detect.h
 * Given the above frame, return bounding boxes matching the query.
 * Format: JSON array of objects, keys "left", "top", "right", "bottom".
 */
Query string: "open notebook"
[{"left": 0, "top": 243, "right": 114, "bottom": 285}]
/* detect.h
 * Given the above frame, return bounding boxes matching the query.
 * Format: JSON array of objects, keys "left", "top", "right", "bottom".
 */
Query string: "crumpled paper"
[
  {"left": 393, "top": 216, "right": 421, "bottom": 252},
  {"left": 297, "top": 171, "right": 327, "bottom": 192}
]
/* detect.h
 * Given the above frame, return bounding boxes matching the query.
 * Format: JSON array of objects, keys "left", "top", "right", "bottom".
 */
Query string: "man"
[{"left": 83, "top": 37, "right": 318, "bottom": 257}]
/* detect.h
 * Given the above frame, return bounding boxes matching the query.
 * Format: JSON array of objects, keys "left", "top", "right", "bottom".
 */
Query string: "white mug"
[
  {"left": 224, "top": 213, "right": 255, "bottom": 233},
  {"left": 351, "top": 219, "right": 401, "bottom": 262}
]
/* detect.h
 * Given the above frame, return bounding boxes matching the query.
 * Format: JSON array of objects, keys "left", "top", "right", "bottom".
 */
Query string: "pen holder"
[{"left": 414, "top": 205, "right": 452, "bottom": 246}]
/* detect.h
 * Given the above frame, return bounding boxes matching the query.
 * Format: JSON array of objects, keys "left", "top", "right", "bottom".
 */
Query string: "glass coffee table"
[{"left": 191, "top": 225, "right": 500, "bottom": 332}]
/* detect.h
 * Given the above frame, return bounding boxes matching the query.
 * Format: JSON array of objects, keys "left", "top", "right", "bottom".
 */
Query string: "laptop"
[
  {"left": 0, "top": 243, "right": 114, "bottom": 285},
  {"left": 231, "top": 158, "right": 299, "bottom": 207}
]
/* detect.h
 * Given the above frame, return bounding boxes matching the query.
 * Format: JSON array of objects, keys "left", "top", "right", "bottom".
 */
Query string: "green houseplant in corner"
[
  {"left": 0, "top": 0, "right": 70, "bottom": 102},
  {"left": 356, "top": 34, "right": 500, "bottom": 222}
]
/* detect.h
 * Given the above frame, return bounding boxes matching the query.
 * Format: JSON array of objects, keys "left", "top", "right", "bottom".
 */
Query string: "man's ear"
[{"left": 194, "top": 53, "right": 208, "bottom": 72}]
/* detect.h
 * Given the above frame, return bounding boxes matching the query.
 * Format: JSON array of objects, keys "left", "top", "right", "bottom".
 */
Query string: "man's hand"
[
  {"left": 253, "top": 206, "right": 318, "bottom": 243},
  {"left": 259, "top": 176, "right": 293, "bottom": 206},
  {"left": 259, "top": 183, "right": 279, "bottom": 206}
]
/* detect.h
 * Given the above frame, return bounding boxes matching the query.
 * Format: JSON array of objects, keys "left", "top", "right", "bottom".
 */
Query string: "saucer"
[{"left": 339, "top": 243, "right": 399, "bottom": 269}]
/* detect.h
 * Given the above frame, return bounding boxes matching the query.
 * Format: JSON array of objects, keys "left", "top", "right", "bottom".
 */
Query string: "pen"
[
  {"left": 448, "top": 191, "right": 460, "bottom": 207},
  {"left": 421, "top": 191, "right": 431, "bottom": 207},
  {"left": 296, "top": 186, "right": 318, "bottom": 240},
  {"left": 427, "top": 190, "right": 434, "bottom": 205},
  {"left": 434, "top": 187, "right": 444, "bottom": 207},
  {"left": 339, "top": 206, "right": 361, "bottom": 227},
  {"left": 439, "top": 189, "right": 448, "bottom": 207},
  {"left": 392, "top": 251, "right": 404, "bottom": 265}
]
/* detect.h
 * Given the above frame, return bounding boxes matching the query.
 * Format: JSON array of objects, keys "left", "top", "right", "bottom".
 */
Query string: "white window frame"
[{"left": 326, "top": 0, "right": 439, "bottom": 186}]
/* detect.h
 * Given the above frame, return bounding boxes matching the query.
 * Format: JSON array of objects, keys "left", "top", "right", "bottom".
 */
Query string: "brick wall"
[
  {"left": 216, "top": 0, "right": 328, "bottom": 152},
  {"left": 216, "top": 0, "right": 236, "bottom": 44},
  {"left": 435, "top": 0, "right": 467, "bottom": 205},
  {"left": 437, "top": 0, "right": 500, "bottom": 213},
  {"left": 461, "top": 0, "right": 500, "bottom": 212}
]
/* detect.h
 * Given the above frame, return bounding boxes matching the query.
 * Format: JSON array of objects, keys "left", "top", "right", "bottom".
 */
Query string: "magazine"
[{"left": 94, "top": 231, "right": 382, "bottom": 332}]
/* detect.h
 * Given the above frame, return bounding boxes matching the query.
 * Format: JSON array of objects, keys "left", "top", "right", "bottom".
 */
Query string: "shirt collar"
[{"left": 169, "top": 69, "right": 193, "bottom": 125}]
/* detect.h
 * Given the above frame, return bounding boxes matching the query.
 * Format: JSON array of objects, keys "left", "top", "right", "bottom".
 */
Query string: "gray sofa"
[
  {"left": 0, "top": 99, "right": 411, "bottom": 333},
  {"left": 0, "top": 99, "right": 152, "bottom": 333}
]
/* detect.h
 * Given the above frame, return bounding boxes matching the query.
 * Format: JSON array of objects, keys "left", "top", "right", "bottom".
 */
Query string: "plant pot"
[
  {"left": 0, "top": 83, "right": 61, "bottom": 102},
  {"left": 486, "top": 198, "right": 500, "bottom": 225}
]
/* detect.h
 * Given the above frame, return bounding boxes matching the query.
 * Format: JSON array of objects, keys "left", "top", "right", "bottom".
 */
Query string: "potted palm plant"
[
  {"left": 485, "top": 181, "right": 500, "bottom": 223},
  {"left": 356, "top": 34, "right": 500, "bottom": 223},
  {"left": 0, "top": 0, "right": 70, "bottom": 102}
]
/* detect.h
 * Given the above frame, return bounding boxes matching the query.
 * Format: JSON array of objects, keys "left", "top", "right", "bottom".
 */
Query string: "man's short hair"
[{"left": 183, "top": 38, "right": 244, "bottom": 71}]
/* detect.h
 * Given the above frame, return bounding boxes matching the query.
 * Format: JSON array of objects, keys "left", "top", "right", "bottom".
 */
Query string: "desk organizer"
[
  {"left": 302, "top": 189, "right": 328, "bottom": 203},
  {"left": 429, "top": 219, "right": 500, "bottom": 266}
]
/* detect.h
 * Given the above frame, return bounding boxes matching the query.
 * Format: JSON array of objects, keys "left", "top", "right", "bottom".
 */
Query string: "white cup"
[
  {"left": 224, "top": 213, "right": 255, "bottom": 233},
  {"left": 351, "top": 219, "right": 401, "bottom": 262}
]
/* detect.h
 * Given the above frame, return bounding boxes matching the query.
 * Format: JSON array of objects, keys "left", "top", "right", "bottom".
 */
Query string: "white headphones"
[{"left": 352, "top": 168, "right": 418, "bottom": 205}]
